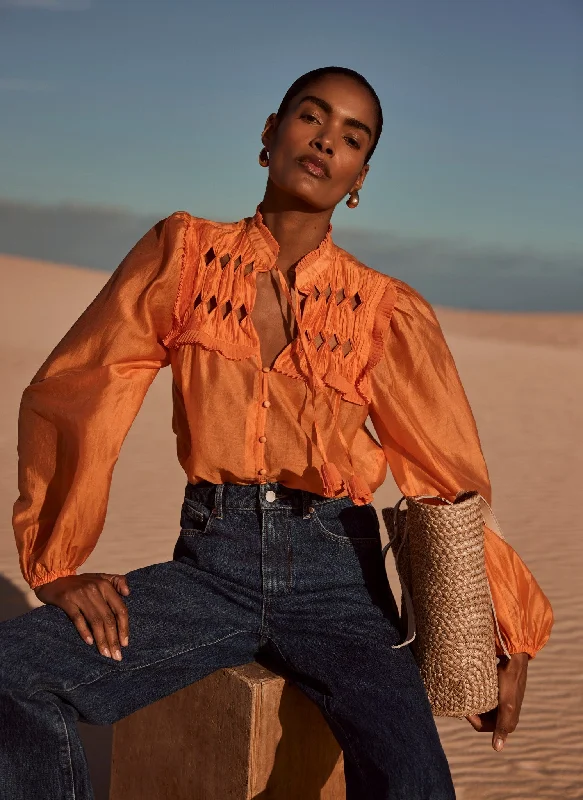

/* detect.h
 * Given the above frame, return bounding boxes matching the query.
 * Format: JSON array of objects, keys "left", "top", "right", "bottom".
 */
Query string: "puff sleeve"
[
  {"left": 12, "top": 212, "right": 189, "bottom": 590},
  {"left": 368, "top": 278, "right": 554, "bottom": 659}
]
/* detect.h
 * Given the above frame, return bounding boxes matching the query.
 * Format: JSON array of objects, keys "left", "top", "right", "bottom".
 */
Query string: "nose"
[{"left": 313, "top": 137, "right": 334, "bottom": 157}]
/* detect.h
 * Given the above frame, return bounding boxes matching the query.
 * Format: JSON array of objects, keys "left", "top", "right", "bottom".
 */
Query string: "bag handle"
[
  {"left": 383, "top": 495, "right": 417, "bottom": 649},
  {"left": 383, "top": 492, "right": 511, "bottom": 658}
]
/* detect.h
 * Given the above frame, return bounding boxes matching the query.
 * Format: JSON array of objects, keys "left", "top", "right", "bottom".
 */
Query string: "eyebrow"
[{"left": 297, "top": 94, "right": 373, "bottom": 140}]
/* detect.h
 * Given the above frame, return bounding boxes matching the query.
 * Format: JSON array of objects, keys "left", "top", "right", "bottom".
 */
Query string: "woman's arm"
[
  {"left": 368, "top": 277, "right": 553, "bottom": 658},
  {"left": 367, "top": 278, "right": 554, "bottom": 749},
  {"left": 12, "top": 211, "right": 190, "bottom": 591}
]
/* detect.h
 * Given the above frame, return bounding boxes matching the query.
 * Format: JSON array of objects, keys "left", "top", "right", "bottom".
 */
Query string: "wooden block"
[{"left": 109, "top": 661, "right": 346, "bottom": 799}]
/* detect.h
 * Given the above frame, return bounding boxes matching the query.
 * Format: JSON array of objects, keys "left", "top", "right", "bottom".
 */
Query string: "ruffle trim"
[
  {"left": 322, "top": 368, "right": 367, "bottom": 406},
  {"left": 274, "top": 342, "right": 369, "bottom": 405},
  {"left": 169, "top": 328, "right": 257, "bottom": 360},
  {"left": 162, "top": 214, "right": 193, "bottom": 348},
  {"left": 355, "top": 278, "right": 399, "bottom": 400}
]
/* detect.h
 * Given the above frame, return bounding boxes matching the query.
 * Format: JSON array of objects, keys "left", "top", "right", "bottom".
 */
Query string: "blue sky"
[{"left": 0, "top": 0, "right": 581, "bottom": 275}]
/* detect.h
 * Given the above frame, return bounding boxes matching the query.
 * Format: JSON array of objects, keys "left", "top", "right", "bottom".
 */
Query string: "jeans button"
[{"left": 265, "top": 490, "right": 276, "bottom": 503}]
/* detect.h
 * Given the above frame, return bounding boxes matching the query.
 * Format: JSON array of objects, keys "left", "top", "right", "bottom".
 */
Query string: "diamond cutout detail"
[
  {"left": 313, "top": 332, "right": 325, "bottom": 350},
  {"left": 234, "top": 304, "right": 247, "bottom": 322},
  {"left": 313, "top": 285, "right": 361, "bottom": 311},
  {"left": 342, "top": 339, "right": 353, "bottom": 357},
  {"left": 328, "top": 334, "right": 340, "bottom": 351}
]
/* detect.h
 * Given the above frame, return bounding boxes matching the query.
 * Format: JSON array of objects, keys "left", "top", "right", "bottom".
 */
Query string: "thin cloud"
[
  {"left": 1, "top": 0, "right": 91, "bottom": 9},
  {"left": 0, "top": 78, "right": 55, "bottom": 92}
]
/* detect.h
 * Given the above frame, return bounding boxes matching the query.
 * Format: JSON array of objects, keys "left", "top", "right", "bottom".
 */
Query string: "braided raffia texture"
[{"left": 383, "top": 492, "right": 499, "bottom": 717}]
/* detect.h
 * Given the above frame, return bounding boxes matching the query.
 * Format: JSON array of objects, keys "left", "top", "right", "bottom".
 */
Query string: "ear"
[
  {"left": 261, "top": 113, "right": 278, "bottom": 149},
  {"left": 350, "top": 163, "right": 370, "bottom": 194}
]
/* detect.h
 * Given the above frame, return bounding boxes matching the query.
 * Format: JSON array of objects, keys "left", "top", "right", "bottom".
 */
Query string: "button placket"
[{"left": 256, "top": 366, "right": 271, "bottom": 481}]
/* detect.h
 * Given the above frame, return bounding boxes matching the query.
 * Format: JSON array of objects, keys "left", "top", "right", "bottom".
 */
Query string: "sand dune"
[{"left": 1, "top": 253, "right": 581, "bottom": 799}]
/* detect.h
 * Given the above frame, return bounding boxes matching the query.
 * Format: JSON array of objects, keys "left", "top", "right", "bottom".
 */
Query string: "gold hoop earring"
[
  {"left": 346, "top": 190, "right": 359, "bottom": 209},
  {"left": 258, "top": 147, "right": 269, "bottom": 167}
]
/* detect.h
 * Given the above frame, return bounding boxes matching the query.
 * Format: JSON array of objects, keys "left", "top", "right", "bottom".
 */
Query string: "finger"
[
  {"left": 83, "top": 583, "right": 123, "bottom": 659},
  {"left": 114, "top": 575, "right": 130, "bottom": 596},
  {"left": 61, "top": 601, "right": 95, "bottom": 646},
  {"left": 492, "top": 657, "right": 527, "bottom": 751},
  {"left": 101, "top": 581, "right": 130, "bottom": 648},
  {"left": 88, "top": 586, "right": 124, "bottom": 661},
  {"left": 493, "top": 705, "right": 513, "bottom": 751},
  {"left": 77, "top": 595, "right": 112, "bottom": 659},
  {"left": 466, "top": 708, "right": 497, "bottom": 732},
  {"left": 102, "top": 573, "right": 131, "bottom": 597},
  {"left": 493, "top": 692, "right": 519, "bottom": 751}
]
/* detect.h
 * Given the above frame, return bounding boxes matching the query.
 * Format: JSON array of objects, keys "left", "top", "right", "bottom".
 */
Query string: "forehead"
[{"left": 292, "top": 74, "right": 378, "bottom": 127}]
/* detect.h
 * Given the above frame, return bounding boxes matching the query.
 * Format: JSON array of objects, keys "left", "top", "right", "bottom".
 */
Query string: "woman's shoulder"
[
  {"left": 331, "top": 242, "right": 436, "bottom": 318},
  {"left": 162, "top": 210, "right": 245, "bottom": 237}
]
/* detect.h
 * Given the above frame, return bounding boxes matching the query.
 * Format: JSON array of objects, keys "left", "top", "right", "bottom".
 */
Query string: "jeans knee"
[{"left": 0, "top": 622, "right": 39, "bottom": 695}]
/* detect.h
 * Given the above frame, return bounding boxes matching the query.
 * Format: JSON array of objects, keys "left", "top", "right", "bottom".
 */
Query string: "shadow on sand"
[{"left": 0, "top": 573, "right": 112, "bottom": 799}]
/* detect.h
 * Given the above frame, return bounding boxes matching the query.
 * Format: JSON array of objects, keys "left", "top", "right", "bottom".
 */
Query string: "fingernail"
[
  {"left": 85, "top": 636, "right": 93, "bottom": 645},
  {"left": 113, "top": 649, "right": 122, "bottom": 661},
  {"left": 494, "top": 737, "right": 504, "bottom": 751},
  {"left": 121, "top": 636, "right": 129, "bottom": 647},
  {"left": 103, "top": 648, "right": 111, "bottom": 659}
]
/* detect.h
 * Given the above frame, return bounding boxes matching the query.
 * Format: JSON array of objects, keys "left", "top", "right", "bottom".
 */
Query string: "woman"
[{"left": 1, "top": 67, "right": 553, "bottom": 799}]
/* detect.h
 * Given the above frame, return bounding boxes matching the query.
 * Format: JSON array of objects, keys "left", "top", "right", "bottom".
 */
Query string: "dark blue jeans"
[{"left": 0, "top": 481, "right": 455, "bottom": 799}]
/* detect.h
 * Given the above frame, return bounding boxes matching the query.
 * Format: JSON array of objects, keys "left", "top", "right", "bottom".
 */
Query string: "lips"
[{"left": 296, "top": 155, "right": 330, "bottom": 179}]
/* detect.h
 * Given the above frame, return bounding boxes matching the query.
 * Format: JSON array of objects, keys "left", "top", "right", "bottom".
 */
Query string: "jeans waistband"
[{"left": 184, "top": 481, "right": 353, "bottom": 519}]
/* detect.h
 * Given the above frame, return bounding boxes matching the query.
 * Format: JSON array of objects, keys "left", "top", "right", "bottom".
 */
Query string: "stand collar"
[{"left": 244, "top": 204, "right": 334, "bottom": 286}]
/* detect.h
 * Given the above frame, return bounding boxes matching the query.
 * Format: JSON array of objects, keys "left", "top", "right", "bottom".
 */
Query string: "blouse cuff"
[
  {"left": 29, "top": 567, "right": 78, "bottom": 591},
  {"left": 496, "top": 641, "right": 540, "bottom": 660}
]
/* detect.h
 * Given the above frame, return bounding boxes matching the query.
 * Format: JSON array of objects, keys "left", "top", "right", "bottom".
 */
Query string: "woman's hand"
[
  {"left": 466, "top": 652, "right": 529, "bottom": 751},
  {"left": 34, "top": 573, "right": 130, "bottom": 661}
]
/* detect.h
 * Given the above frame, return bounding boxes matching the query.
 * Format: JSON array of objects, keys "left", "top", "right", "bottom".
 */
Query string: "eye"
[
  {"left": 344, "top": 136, "right": 360, "bottom": 149},
  {"left": 300, "top": 112, "right": 321, "bottom": 124}
]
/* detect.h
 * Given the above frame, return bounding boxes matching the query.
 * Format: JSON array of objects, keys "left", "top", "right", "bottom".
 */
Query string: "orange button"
[
  {"left": 262, "top": 367, "right": 271, "bottom": 373},
  {"left": 258, "top": 468, "right": 267, "bottom": 475},
  {"left": 262, "top": 400, "right": 271, "bottom": 408},
  {"left": 259, "top": 436, "right": 267, "bottom": 443}
]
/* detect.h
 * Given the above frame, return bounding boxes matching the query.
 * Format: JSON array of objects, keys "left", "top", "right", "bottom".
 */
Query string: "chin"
[
  {"left": 283, "top": 180, "right": 334, "bottom": 212},
  {"left": 268, "top": 166, "right": 334, "bottom": 211}
]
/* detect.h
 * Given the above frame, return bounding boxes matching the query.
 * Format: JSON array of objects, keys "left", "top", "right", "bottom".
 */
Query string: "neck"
[{"left": 260, "top": 180, "right": 333, "bottom": 280}]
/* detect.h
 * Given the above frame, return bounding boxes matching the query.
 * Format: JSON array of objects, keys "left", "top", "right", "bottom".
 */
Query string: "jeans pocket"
[
  {"left": 179, "top": 497, "right": 216, "bottom": 536},
  {"left": 311, "top": 499, "right": 380, "bottom": 546}
]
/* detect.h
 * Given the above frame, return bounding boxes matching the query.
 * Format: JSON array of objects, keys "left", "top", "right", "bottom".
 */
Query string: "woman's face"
[{"left": 263, "top": 73, "right": 378, "bottom": 212}]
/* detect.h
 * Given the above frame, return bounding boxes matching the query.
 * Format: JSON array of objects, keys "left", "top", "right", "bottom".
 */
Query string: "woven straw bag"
[{"left": 381, "top": 490, "right": 511, "bottom": 718}]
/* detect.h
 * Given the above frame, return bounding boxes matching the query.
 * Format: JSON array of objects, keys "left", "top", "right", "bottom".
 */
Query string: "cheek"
[{"left": 267, "top": 130, "right": 364, "bottom": 207}]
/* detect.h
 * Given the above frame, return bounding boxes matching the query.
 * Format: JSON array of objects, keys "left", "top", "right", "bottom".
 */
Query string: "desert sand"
[{"left": 1, "top": 252, "right": 581, "bottom": 799}]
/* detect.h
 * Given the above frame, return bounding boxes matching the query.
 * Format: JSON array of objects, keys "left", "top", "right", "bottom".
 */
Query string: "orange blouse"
[{"left": 12, "top": 207, "right": 554, "bottom": 658}]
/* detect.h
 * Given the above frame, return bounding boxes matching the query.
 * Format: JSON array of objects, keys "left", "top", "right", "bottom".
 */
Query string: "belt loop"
[
  {"left": 302, "top": 490, "right": 312, "bottom": 520},
  {"left": 214, "top": 484, "right": 224, "bottom": 519}
]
